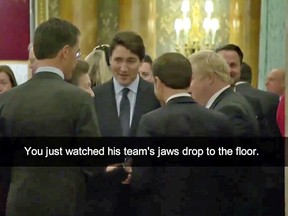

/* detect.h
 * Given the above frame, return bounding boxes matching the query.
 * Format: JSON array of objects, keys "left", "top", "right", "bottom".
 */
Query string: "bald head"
[{"left": 265, "top": 68, "right": 285, "bottom": 96}]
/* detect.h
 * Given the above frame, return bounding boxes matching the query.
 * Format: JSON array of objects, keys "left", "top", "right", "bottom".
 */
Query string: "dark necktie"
[{"left": 120, "top": 88, "right": 130, "bottom": 136}]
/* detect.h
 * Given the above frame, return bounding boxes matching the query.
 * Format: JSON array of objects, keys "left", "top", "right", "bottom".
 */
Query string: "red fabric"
[
  {"left": 276, "top": 95, "right": 285, "bottom": 137},
  {"left": 0, "top": 0, "right": 30, "bottom": 60}
]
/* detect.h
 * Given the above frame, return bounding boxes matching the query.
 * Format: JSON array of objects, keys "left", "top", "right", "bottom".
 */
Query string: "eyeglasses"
[{"left": 76, "top": 50, "right": 82, "bottom": 59}]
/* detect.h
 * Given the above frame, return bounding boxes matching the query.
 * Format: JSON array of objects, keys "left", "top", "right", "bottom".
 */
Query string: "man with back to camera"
[
  {"left": 137, "top": 52, "right": 232, "bottom": 137},
  {"left": 0, "top": 18, "right": 101, "bottom": 216},
  {"left": 188, "top": 50, "right": 270, "bottom": 215},
  {"left": 215, "top": 45, "right": 283, "bottom": 215},
  {"left": 188, "top": 50, "right": 259, "bottom": 137},
  {"left": 91, "top": 31, "right": 160, "bottom": 215},
  {"left": 215, "top": 44, "right": 281, "bottom": 137},
  {"left": 134, "top": 52, "right": 233, "bottom": 215}
]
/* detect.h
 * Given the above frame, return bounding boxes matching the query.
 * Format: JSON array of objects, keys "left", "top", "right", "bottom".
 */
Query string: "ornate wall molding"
[
  {"left": 35, "top": 0, "right": 49, "bottom": 27},
  {"left": 155, "top": 0, "right": 229, "bottom": 57},
  {"left": 49, "top": 0, "right": 60, "bottom": 18}
]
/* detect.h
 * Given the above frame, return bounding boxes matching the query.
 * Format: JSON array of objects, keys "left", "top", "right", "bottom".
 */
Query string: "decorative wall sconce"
[
  {"left": 202, "top": 0, "right": 219, "bottom": 48},
  {"left": 174, "top": 0, "right": 220, "bottom": 56}
]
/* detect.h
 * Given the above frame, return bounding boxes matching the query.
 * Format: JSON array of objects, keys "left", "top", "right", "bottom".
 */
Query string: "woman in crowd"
[
  {"left": 0, "top": 65, "right": 18, "bottom": 94},
  {"left": 70, "top": 59, "right": 94, "bottom": 97},
  {"left": 85, "top": 44, "right": 112, "bottom": 87}
]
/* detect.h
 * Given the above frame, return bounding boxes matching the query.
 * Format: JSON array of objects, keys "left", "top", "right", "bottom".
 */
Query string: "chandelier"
[{"left": 174, "top": 0, "right": 220, "bottom": 56}]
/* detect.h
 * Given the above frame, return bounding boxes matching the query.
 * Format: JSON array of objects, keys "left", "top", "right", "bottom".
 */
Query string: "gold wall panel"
[
  {"left": 119, "top": 0, "right": 132, "bottom": 31},
  {"left": 119, "top": 0, "right": 156, "bottom": 59},
  {"left": 34, "top": 0, "right": 261, "bottom": 78},
  {"left": 97, "top": 0, "right": 119, "bottom": 45},
  {"left": 35, "top": 0, "right": 49, "bottom": 27},
  {"left": 229, "top": 0, "right": 261, "bottom": 87},
  {"left": 59, "top": 0, "right": 98, "bottom": 57}
]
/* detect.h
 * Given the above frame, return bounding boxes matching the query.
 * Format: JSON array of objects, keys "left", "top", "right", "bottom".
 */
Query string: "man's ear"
[
  {"left": 60, "top": 45, "right": 69, "bottom": 60},
  {"left": 154, "top": 76, "right": 160, "bottom": 87},
  {"left": 207, "top": 74, "right": 214, "bottom": 85}
]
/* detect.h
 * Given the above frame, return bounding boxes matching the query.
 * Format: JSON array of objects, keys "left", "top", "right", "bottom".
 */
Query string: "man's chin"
[{"left": 117, "top": 78, "right": 131, "bottom": 86}]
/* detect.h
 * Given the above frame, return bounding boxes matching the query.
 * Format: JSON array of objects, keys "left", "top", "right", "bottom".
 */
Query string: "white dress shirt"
[
  {"left": 35, "top": 66, "right": 64, "bottom": 80},
  {"left": 166, "top": 92, "right": 191, "bottom": 103},
  {"left": 113, "top": 75, "right": 140, "bottom": 126}
]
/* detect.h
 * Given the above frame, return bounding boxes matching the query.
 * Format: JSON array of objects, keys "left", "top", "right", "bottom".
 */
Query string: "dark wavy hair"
[
  {"left": 109, "top": 31, "right": 145, "bottom": 61},
  {"left": 215, "top": 44, "right": 244, "bottom": 63}
]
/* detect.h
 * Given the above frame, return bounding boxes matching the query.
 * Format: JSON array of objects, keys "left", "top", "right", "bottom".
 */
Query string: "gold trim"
[{"left": 35, "top": 0, "right": 49, "bottom": 27}]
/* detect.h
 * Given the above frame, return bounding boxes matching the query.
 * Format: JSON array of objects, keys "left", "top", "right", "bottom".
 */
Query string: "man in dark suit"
[
  {"left": 216, "top": 44, "right": 281, "bottom": 137},
  {"left": 188, "top": 50, "right": 258, "bottom": 136},
  {"left": 91, "top": 31, "right": 160, "bottom": 215},
  {"left": 93, "top": 31, "right": 160, "bottom": 137},
  {"left": 0, "top": 18, "right": 101, "bottom": 216},
  {"left": 215, "top": 45, "right": 283, "bottom": 216},
  {"left": 188, "top": 50, "right": 274, "bottom": 216},
  {"left": 135, "top": 52, "right": 261, "bottom": 216},
  {"left": 137, "top": 52, "right": 231, "bottom": 136}
]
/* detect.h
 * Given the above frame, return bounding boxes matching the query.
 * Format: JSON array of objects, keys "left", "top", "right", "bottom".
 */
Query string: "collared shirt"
[
  {"left": 166, "top": 92, "right": 191, "bottom": 104},
  {"left": 113, "top": 75, "right": 140, "bottom": 126},
  {"left": 35, "top": 66, "right": 65, "bottom": 80},
  {"left": 205, "top": 85, "right": 230, "bottom": 109},
  {"left": 235, "top": 81, "right": 248, "bottom": 86}
]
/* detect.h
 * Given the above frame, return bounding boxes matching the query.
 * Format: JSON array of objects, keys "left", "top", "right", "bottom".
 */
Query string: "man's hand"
[
  {"left": 121, "top": 164, "right": 132, "bottom": 184},
  {"left": 121, "top": 157, "right": 133, "bottom": 184},
  {"left": 106, "top": 163, "right": 122, "bottom": 173},
  {"left": 105, "top": 162, "right": 132, "bottom": 184}
]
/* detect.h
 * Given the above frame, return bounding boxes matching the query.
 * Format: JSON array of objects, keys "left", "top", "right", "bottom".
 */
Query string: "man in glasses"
[{"left": 0, "top": 18, "right": 101, "bottom": 216}]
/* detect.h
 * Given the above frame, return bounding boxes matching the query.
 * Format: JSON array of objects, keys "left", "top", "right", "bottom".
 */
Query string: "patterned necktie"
[{"left": 120, "top": 88, "right": 130, "bottom": 136}]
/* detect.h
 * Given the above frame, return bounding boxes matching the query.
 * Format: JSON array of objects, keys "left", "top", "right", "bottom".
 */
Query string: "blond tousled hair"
[
  {"left": 85, "top": 49, "right": 112, "bottom": 86},
  {"left": 188, "top": 50, "right": 231, "bottom": 84}
]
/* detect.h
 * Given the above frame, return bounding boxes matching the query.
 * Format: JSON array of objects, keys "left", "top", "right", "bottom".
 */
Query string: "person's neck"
[
  {"left": 163, "top": 89, "right": 189, "bottom": 103},
  {"left": 211, "top": 80, "right": 229, "bottom": 94},
  {"left": 36, "top": 59, "right": 63, "bottom": 70}
]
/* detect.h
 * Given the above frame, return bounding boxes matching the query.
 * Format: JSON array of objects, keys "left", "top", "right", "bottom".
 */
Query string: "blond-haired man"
[{"left": 188, "top": 50, "right": 258, "bottom": 136}]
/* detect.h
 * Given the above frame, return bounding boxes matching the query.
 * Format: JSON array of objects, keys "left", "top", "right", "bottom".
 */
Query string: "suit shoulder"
[
  {"left": 92, "top": 81, "right": 112, "bottom": 94},
  {"left": 142, "top": 107, "right": 163, "bottom": 119},
  {"left": 139, "top": 78, "right": 154, "bottom": 92}
]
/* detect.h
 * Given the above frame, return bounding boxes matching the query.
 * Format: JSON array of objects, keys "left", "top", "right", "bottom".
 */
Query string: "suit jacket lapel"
[{"left": 106, "top": 80, "right": 122, "bottom": 135}]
